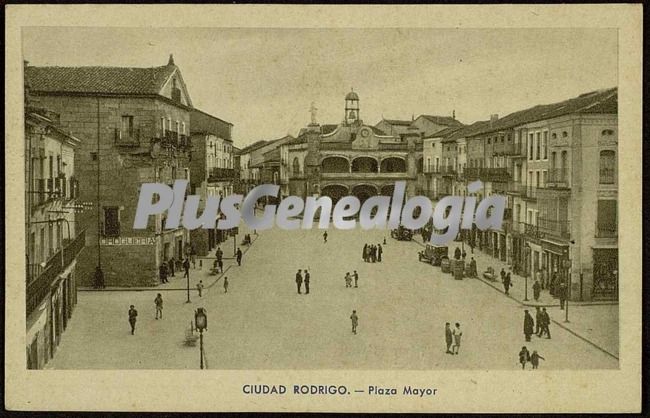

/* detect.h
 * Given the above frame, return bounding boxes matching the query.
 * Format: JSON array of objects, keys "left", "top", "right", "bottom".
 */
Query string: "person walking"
[
  {"left": 540, "top": 307, "right": 552, "bottom": 339},
  {"left": 159, "top": 262, "right": 169, "bottom": 284},
  {"left": 345, "top": 272, "right": 352, "bottom": 288},
  {"left": 558, "top": 280, "right": 567, "bottom": 310},
  {"left": 533, "top": 278, "right": 541, "bottom": 301},
  {"left": 217, "top": 258, "right": 224, "bottom": 274},
  {"left": 168, "top": 257, "right": 176, "bottom": 277},
  {"left": 452, "top": 323, "right": 462, "bottom": 354},
  {"left": 530, "top": 351, "right": 545, "bottom": 369},
  {"left": 94, "top": 266, "right": 105, "bottom": 289},
  {"left": 550, "top": 270, "right": 558, "bottom": 296},
  {"left": 523, "top": 310, "right": 534, "bottom": 342},
  {"left": 304, "top": 269, "right": 310, "bottom": 294},
  {"left": 362, "top": 244, "right": 368, "bottom": 262},
  {"left": 445, "top": 322, "right": 453, "bottom": 354},
  {"left": 190, "top": 246, "right": 197, "bottom": 269},
  {"left": 154, "top": 294, "right": 163, "bottom": 320},
  {"left": 197, "top": 280, "right": 204, "bottom": 297},
  {"left": 236, "top": 248, "right": 243, "bottom": 266},
  {"left": 183, "top": 257, "right": 191, "bottom": 279},
  {"left": 377, "top": 244, "right": 383, "bottom": 262},
  {"left": 469, "top": 257, "right": 478, "bottom": 278},
  {"left": 503, "top": 270, "right": 512, "bottom": 295},
  {"left": 350, "top": 310, "right": 359, "bottom": 334},
  {"left": 223, "top": 276, "right": 229, "bottom": 293},
  {"left": 500, "top": 267, "right": 506, "bottom": 283},
  {"left": 128, "top": 305, "right": 138, "bottom": 335},
  {"left": 215, "top": 247, "right": 223, "bottom": 265},
  {"left": 518, "top": 346, "right": 530, "bottom": 370},
  {"left": 535, "top": 307, "right": 542, "bottom": 336},
  {"left": 295, "top": 269, "right": 303, "bottom": 294},
  {"left": 462, "top": 249, "right": 467, "bottom": 260},
  {"left": 353, "top": 270, "right": 359, "bottom": 288},
  {"left": 323, "top": 231, "right": 328, "bottom": 243},
  {"left": 454, "top": 247, "right": 462, "bottom": 260}
]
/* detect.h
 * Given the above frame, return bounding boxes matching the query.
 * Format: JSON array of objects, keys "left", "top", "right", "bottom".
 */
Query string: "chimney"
[
  {"left": 490, "top": 114, "right": 499, "bottom": 126},
  {"left": 452, "top": 109, "right": 456, "bottom": 120},
  {"left": 168, "top": 54, "right": 175, "bottom": 66}
]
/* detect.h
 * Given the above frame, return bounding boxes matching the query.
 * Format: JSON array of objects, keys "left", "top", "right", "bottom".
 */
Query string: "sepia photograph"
[{"left": 5, "top": 4, "right": 642, "bottom": 413}]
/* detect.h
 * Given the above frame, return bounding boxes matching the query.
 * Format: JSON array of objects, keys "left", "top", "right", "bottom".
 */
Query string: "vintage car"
[
  {"left": 418, "top": 244, "right": 449, "bottom": 266},
  {"left": 390, "top": 225, "right": 414, "bottom": 241}
]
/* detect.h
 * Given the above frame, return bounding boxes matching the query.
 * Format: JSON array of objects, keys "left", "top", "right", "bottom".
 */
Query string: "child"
[
  {"left": 223, "top": 276, "right": 229, "bottom": 293},
  {"left": 154, "top": 294, "right": 163, "bottom": 320},
  {"left": 350, "top": 310, "right": 358, "bottom": 334},
  {"left": 345, "top": 273, "right": 352, "bottom": 288},
  {"left": 530, "top": 351, "right": 545, "bottom": 369},
  {"left": 196, "top": 280, "right": 204, "bottom": 297}
]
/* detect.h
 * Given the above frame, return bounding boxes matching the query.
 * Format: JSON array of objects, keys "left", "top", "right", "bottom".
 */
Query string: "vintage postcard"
[{"left": 5, "top": 4, "right": 642, "bottom": 413}]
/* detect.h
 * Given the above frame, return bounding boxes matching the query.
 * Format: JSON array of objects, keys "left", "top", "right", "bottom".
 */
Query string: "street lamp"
[
  {"left": 194, "top": 308, "right": 207, "bottom": 369},
  {"left": 185, "top": 264, "right": 191, "bottom": 303}
]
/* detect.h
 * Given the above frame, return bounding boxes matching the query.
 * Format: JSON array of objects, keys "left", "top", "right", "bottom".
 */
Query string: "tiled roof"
[
  {"left": 190, "top": 109, "right": 233, "bottom": 141},
  {"left": 419, "top": 115, "right": 464, "bottom": 127},
  {"left": 382, "top": 119, "right": 412, "bottom": 126},
  {"left": 26, "top": 64, "right": 177, "bottom": 96},
  {"left": 423, "top": 126, "right": 462, "bottom": 140},
  {"left": 320, "top": 124, "right": 339, "bottom": 135},
  {"left": 469, "top": 87, "right": 617, "bottom": 137},
  {"left": 370, "top": 126, "right": 387, "bottom": 136},
  {"left": 238, "top": 140, "right": 269, "bottom": 154}
]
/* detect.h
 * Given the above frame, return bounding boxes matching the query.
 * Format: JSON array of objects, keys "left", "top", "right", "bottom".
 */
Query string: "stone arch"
[
  {"left": 379, "top": 184, "right": 395, "bottom": 197},
  {"left": 321, "top": 156, "right": 350, "bottom": 173},
  {"left": 352, "top": 183, "right": 378, "bottom": 204},
  {"left": 321, "top": 184, "right": 349, "bottom": 205},
  {"left": 351, "top": 156, "right": 379, "bottom": 173},
  {"left": 292, "top": 157, "right": 301, "bottom": 175},
  {"left": 380, "top": 157, "right": 407, "bottom": 173}
]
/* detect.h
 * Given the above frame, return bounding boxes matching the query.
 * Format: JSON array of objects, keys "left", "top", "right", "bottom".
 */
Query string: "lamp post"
[
  {"left": 563, "top": 257, "right": 572, "bottom": 323},
  {"left": 194, "top": 308, "right": 207, "bottom": 369},
  {"left": 524, "top": 244, "right": 530, "bottom": 301}
]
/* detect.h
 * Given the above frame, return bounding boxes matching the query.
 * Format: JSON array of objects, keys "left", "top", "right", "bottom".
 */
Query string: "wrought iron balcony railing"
[{"left": 114, "top": 128, "right": 141, "bottom": 147}]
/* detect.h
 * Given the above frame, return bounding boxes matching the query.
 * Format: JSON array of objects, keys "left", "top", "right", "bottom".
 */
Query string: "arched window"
[
  {"left": 292, "top": 157, "right": 300, "bottom": 175},
  {"left": 599, "top": 150, "right": 615, "bottom": 184}
]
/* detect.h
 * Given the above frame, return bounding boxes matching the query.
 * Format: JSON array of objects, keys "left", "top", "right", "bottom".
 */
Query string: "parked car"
[
  {"left": 390, "top": 225, "right": 414, "bottom": 241},
  {"left": 418, "top": 244, "right": 449, "bottom": 266}
]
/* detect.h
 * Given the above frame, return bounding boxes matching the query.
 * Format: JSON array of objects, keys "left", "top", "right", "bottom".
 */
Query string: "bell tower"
[{"left": 345, "top": 88, "right": 360, "bottom": 125}]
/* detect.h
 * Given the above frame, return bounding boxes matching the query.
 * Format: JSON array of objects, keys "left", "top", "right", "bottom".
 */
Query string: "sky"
[{"left": 22, "top": 27, "right": 617, "bottom": 148}]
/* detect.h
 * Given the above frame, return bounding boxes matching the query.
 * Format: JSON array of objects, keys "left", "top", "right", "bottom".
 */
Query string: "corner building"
[{"left": 26, "top": 55, "right": 193, "bottom": 287}]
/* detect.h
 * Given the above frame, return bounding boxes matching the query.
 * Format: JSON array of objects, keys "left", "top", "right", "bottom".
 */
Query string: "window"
[
  {"left": 542, "top": 170, "right": 547, "bottom": 187},
  {"left": 536, "top": 171, "right": 540, "bottom": 187},
  {"left": 56, "top": 155, "right": 61, "bottom": 175},
  {"left": 103, "top": 207, "right": 120, "bottom": 237},
  {"left": 596, "top": 200, "right": 617, "bottom": 237},
  {"left": 49, "top": 155, "right": 53, "bottom": 178},
  {"left": 562, "top": 131, "right": 568, "bottom": 138},
  {"left": 90, "top": 152, "right": 98, "bottom": 161},
  {"left": 535, "top": 132, "right": 541, "bottom": 160},
  {"left": 543, "top": 131, "right": 548, "bottom": 159},
  {"left": 552, "top": 132, "right": 557, "bottom": 139},
  {"left": 121, "top": 115, "right": 134, "bottom": 137},
  {"left": 529, "top": 133, "right": 534, "bottom": 159},
  {"left": 176, "top": 121, "right": 180, "bottom": 134},
  {"left": 599, "top": 150, "right": 615, "bottom": 184},
  {"left": 48, "top": 224, "right": 54, "bottom": 257},
  {"left": 501, "top": 136, "right": 504, "bottom": 143},
  {"left": 161, "top": 117, "right": 166, "bottom": 134},
  {"left": 181, "top": 122, "right": 186, "bottom": 135},
  {"left": 487, "top": 137, "right": 491, "bottom": 144},
  {"left": 602, "top": 129, "right": 614, "bottom": 136},
  {"left": 292, "top": 157, "right": 300, "bottom": 174}
]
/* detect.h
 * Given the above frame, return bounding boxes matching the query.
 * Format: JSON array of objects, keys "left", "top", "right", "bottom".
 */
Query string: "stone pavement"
[{"left": 409, "top": 232, "right": 619, "bottom": 360}]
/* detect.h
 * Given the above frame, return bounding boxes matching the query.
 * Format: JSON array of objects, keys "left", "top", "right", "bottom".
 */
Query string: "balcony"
[
  {"left": 595, "top": 225, "right": 617, "bottom": 238},
  {"left": 378, "top": 142, "right": 409, "bottom": 151},
  {"left": 521, "top": 222, "right": 542, "bottom": 239},
  {"left": 114, "top": 128, "right": 141, "bottom": 147},
  {"left": 599, "top": 168, "right": 616, "bottom": 185},
  {"left": 208, "top": 168, "right": 236, "bottom": 182},
  {"left": 441, "top": 166, "right": 456, "bottom": 176},
  {"left": 465, "top": 167, "right": 481, "bottom": 180},
  {"left": 496, "top": 142, "right": 526, "bottom": 157},
  {"left": 538, "top": 218, "right": 571, "bottom": 240},
  {"left": 26, "top": 229, "right": 86, "bottom": 317},
  {"left": 464, "top": 167, "right": 511, "bottom": 182},
  {"left": 547, "top": 169, "right": 570, "bottom": 188}
]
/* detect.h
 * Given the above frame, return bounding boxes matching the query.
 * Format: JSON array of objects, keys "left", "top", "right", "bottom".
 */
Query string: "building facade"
[
  {"left": 25, "top": 105, "right": 85, "bottom": 369},
  {"left": 26, "top": 55, "right": 193, "bottom": 287}
]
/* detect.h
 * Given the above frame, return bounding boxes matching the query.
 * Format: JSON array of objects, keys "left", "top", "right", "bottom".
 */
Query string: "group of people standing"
[
  {"left": 523, "top": 308, "right": 552, "bottom": 341},
  {"left": 344, "top": 271, "right": 359, "bottom": 288},
  {"left": 295, "top": 269, "right": 311, "bottom": 294},
  {"left": 518, "top": 346, "right": 545, "bottom": 370},
  {"left": 362, "top": 243, "right": 383, "bottom": 263},
  {"left": 444, "top": 322, "right": 463, "bottom": 355},
  {"left": 159, "top": 257, "right": 192, "bottom": 284}
]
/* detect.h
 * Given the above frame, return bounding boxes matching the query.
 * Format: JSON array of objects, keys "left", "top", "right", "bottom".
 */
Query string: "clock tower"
[{"left": 345, "top": 88, "right": 360, "bottom": 125}]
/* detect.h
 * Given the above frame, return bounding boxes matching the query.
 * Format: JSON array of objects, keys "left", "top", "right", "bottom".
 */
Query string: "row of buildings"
[
  {"left": 24, "top": 55, "right": 238, "bottom": 368},
  {"left": 236, "top": 88, "right": 618, "bottom": 303}
]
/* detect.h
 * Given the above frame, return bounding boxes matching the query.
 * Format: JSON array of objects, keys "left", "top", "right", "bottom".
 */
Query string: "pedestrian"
[
  {"left": 452, "top": 323, "right": 462, "bottom": 354},
  {"left": 454, "top": 247, "right": 461, "bottom": 260},
  {"left": 462, "top": 249, "right": 467, "bottom": 260},
  {"left": 518, "top": 346, "right": 530, "bottom": 370},
  {"left": 500, "top": 268, "right": 506, "bottom": 283},
  {"left": 535, "top": 269, "right": 542, "bottom": 289},
  {"left": 383, "top": 237, "right": 387, "bottom": 245},
  {"left": 535, "top": 307, "right": 542, "bottom": 336},
  {"left": 323, "top": 231, "right": 328, "bottom": 243},
  {"left": 445, "top": 322, "right": 453, "bottom": 354},
  {"left": 345, "top": 272, "right": 352, "bottom": 288},
  {"left": 295, "top": 269, "right": 303, "bottom": 294},
  {"left": 550, "top": 271, "right": 558, "bottom": 296},
  {"left": 530, "top": 351, "right": 545, "bottom": 369},
  {"left": 216, "top": 246, "right": 223, "bottom": 263},
  {"left": 540, "top": 267, "right": 547, "bottom": 290},
  {"left": 469, "top": 257, "right": 478, "bottom": 278},
  {"left": 197, "top": 280, "right": 204, "bottom": 297},
  {"left": 223, "top": 276, "right": 229, "bottom": 293},
  {"left": 190, "top": 246, "right": 197, "bottom": 268},
  {"left": 93, "top": 266, "right": 105, "bottom": 289},
  {"left": 503, "top": 270, "right": 512, "bottom": 295},
  {"left": 183, "top": 257, "right": 191, "bottom": 279},
  {"left": 350, "top": 310, "right": 359, "bottom": 334},
  {"left": 159, "top": 262, "right": 168, "bottom": 284},
  {"left": 371, "top": 245, "right": 377, "bottom": 263},
  {"left": 353, "top": 270, "right": 359, "bottom": 288},
  {"left": 128, "top": 305, "right": 138, "bottom": 335},
  {"left": 540, "top": 307, "right": 552, "bottom": 339},
  {"left": 304, "top": 269, "right": 310, "bottom": 294},
  {"left": 523, "top": 309, "right": 534, "bottom": 342},
  {"left": 218, "top": 259, "right": 224, "bottom": 274},
  {"left": 377, "top": 244, "right": 383, "bottom": 262},
  {"left": 558, "top": 280, "right": 567, "bottom": 310},
  {"left": 154, "top": 294, "right": 163, "bottom": 320},
  {"left": 533, "top": 279, "right": 541, "bottom": 301},
  {"left": 168, "top": 257, "right": 175, "bottom": 277},
  {"left": 236, "top": 248, "right": 243, "bottom": 266},
  {"left": 362, "top": 244, "right": 368, "bottom": 262}
]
